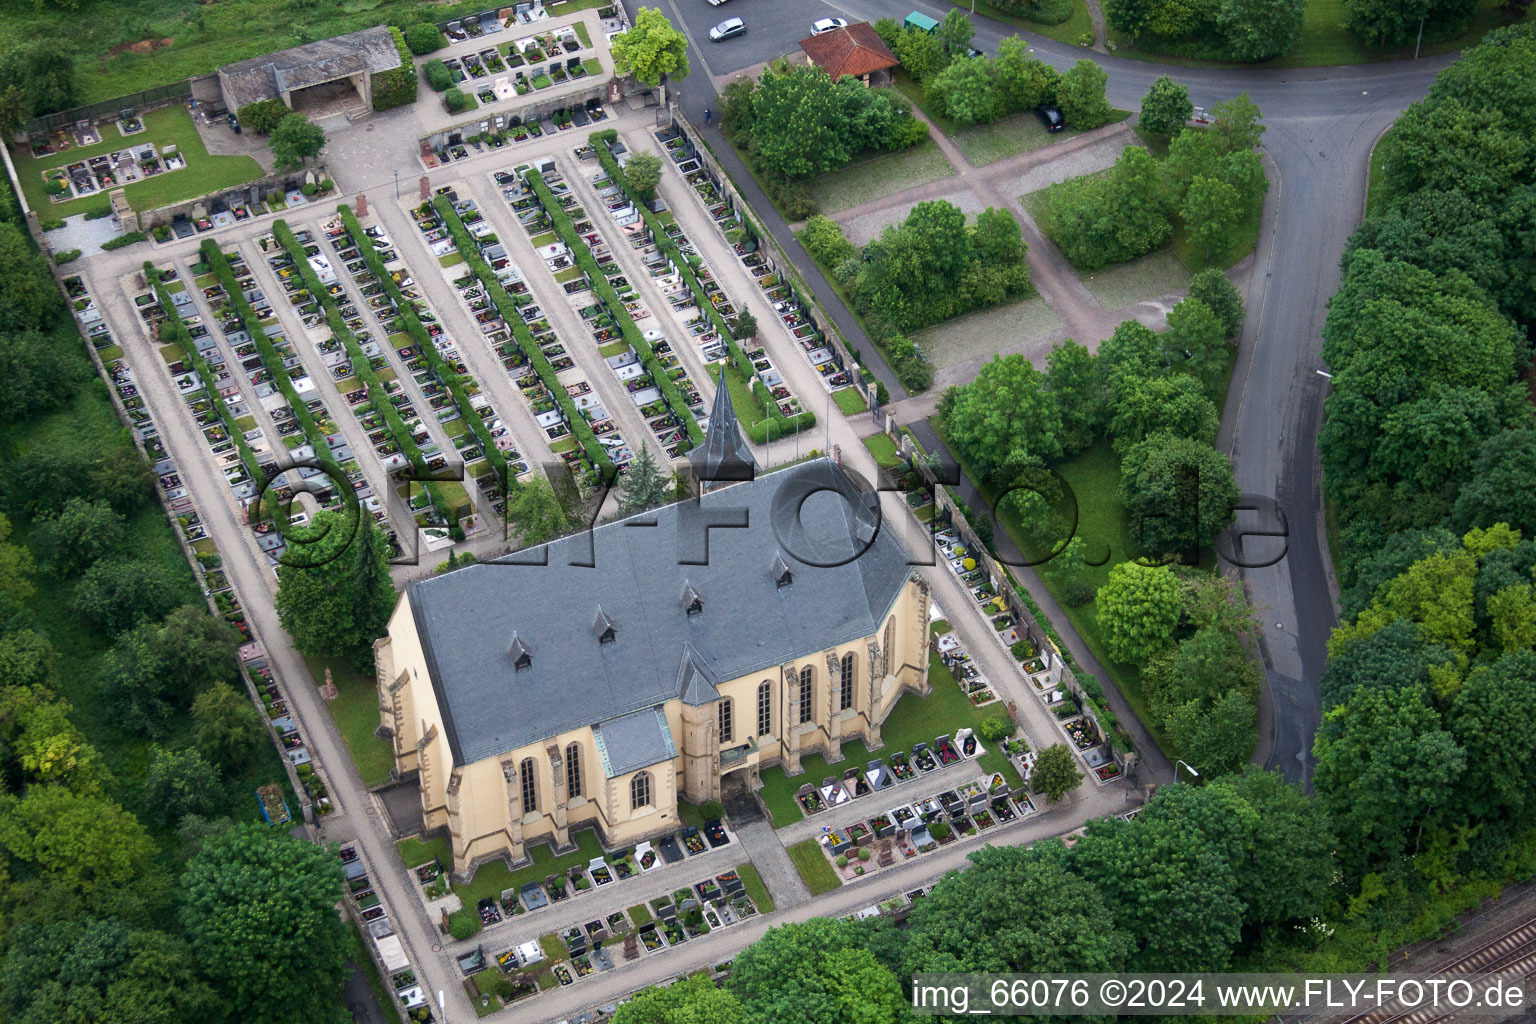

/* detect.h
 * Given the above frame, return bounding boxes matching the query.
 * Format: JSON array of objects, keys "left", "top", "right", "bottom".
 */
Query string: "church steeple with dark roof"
[{"left": 691, "top": 365, "right": 757, "bottom": 491}]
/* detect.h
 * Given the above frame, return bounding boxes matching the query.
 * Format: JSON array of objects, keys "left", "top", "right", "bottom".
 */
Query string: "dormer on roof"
[
  {"left": 771, "top": 551, "right": 793, "bottom": 589},
  {"left": 510, "top": 632, "right": 532, "bottom": 671},
  {"left": 681, "top": 579, "right": 703, "bottom": 616},
  {"left": 593, "top": 606, "right": 617, "bottom": 645}
]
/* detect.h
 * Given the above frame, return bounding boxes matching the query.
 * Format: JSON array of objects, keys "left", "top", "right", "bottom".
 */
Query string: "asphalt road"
[{"left": 634, "top": 0, "right": 1457, "bottom": 785}]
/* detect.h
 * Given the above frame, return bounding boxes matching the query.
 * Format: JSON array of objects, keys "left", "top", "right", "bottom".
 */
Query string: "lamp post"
[
  {"left": 1174, "top": 759, "right": 1199, "bottom": 784},
  {"left": 393, "top": 168, "right": 400, "bottom": 199}
]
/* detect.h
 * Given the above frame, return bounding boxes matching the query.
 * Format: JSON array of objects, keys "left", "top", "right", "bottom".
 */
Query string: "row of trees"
[
  {"left": 719, "top": 61, "right": 928, "bottom": 218},
  {"left": 0, "top": 40, "right": 77, "bottom": 131},
  {"left": 802, "top": 202, "right": 1032, "bottom": 390},
  {"left": 234, "top": 101, "right": 328, "bottom": 170},
  {"left": 1106, "top": 0, "right": 1306, "bottom": 61},
  {"left": 1040, "top": 92, "right": 1267, "bottom": 270},
  {"left": 614, "top": 770, "right": 1334, "bottom": 1024}
]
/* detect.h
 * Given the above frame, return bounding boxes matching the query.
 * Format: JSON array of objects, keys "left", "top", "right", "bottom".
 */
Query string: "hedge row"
[
  {"left": 144, "top": 262, "right": 273, "bottom": 524},
  {"left": 271, "top": 220, "right": 456, "bottom": 525},
  {"left": 588, "top": 131, "right": 815, "bottom": 445},
  {"left": 521, "top": 169, "right": 704, "bottom": 452},
  {"left": 371, "top": 27, "right": 419, "bottom": 112},
  {"left": 197, "top": 239, "right": 356, "bottom": 507},
  {"left": 430, "top": 195, "right": 614, "bottom": 480},
  {"left": 336, "top": 204, "right": 514, "bottom": 490},
  {"left": 101, "top": 231, "right": 147, "bottom": 251}
]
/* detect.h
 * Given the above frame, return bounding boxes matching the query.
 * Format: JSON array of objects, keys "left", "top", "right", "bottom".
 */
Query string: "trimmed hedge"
[
  {"left": 372, "top": 27, "right": 419, "bottom": 111},
  {"left": 431, "top": 196, "right": 613, "bottom": 481},
  {"left": 522, "top": 168, "right": 703, "bottom": 451},
  {"left": 197, "top": 239, "right": 357, "bottom": 512},
  {"left": 101, "top": 231, "right": 148, "bottom": 251},
  {"left": 53, "top": 248, "right": 81, "bottom": 265},
  {"left": 271, "top": 220, "right": 457, "bottom": 525},
  {"left": 589, "top": 131, "right": 815, "bottom": 446},
  {"left": 337, "top": 204, "right": 513, "bottom": 489}
]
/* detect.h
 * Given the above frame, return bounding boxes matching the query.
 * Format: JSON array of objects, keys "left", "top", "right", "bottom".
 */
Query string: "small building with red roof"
[{"left": 798, "top": 22, "right": 899, "bottom": 87}]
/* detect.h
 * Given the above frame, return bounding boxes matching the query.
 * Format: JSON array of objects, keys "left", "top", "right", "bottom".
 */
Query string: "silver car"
[{"left": 709, "top": 17, "right": 746, "bottom": 40}]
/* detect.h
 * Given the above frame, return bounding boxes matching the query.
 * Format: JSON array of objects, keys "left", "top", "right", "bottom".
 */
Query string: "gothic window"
[
  {"left": 519, "top": 757, "right": 537, "bottom": 813},
  {"left": 758, "top": 680, "right": 772, "bottom": 737},
  {"left": 798, "top": 666, "right": 814, "bottom": 725},
  {"left": 839, "top": 653, "right": 856, "bottom": 711},
  {"left": 631, "top": 772, "right": 652, "bottom": 810},
  {"left": 565, "top": 742, "right": 582, "bottom": 798},
  {"left": 718, "top": 697, "right": 733, "bottom": 743}
]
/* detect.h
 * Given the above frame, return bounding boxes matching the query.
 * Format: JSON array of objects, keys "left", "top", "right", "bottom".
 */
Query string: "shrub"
[
  {"left": 320, "top": 178, "right": 335, "bottom": 192},
  {"left": 301, "top": 182, "right": 317, "bottom": 196},
  {"left": 929, "top": 821, "right": 951, "bottom": 840},
  {"left": 980, "top": 713, "right": 1016, "bottom": 742},
  {"left": 152, "top": 225, "right": 171, "bottom": 242},
  {"left": 237, "top": 98, "right": 290, "bottom": 134},
  {"left": 1010, "top": 640, "right": 1031, "bottom": 660},
  {"left": 962, "top": 557, "right": 976, "bottom": 571},
  {"left": 447, "top": 908, "right": 481, "bottom": 940},
  {"left": 405, "top": 21, "right": 445, "bottom": 55},
  {"left": 445, "top": 87, "right": 471, "bottom": 113},
  {"left": 857, "top": 847, "right": 871, "bottom": 861},
  {"left": 53, "top": 248, "right": 81, "bottom": 265},
  {"left": 372, "top": 27, "right": 419, "bottom": 111},
  {"left": 770, "top": 179, "right": 817, "bottom": 219},
  {"left": 836, "top": 854, "right": 848, "bottom": 868},
  {"left": 802, "top": 215, "right": 855, "bottom": 267},
  {"left": 102, "top": 231, "right": 147, "bottom": 251},
  {"left": 701, "top": 799, "right": 724, "bottom": 820},
  {"left": 885, "top": 114, "right": 930, "bottom": 149},
  {"left": 494, "top": 977, "right": 515, "bottom": 1000},
  {"left": 425, "top": 59, "right": 453, "bottom": 92},
  {"left": 39, "top": 218, "right": 65, "bottom": 231},
  {"left": 83, "top": 203, "right": 114, "bottom": 221},
  {"left": 45, "top": 179, "right": 67, "bottom": 197},
  {"left": 1027, "top": 0, "right": 1078, "bottom": 23}
]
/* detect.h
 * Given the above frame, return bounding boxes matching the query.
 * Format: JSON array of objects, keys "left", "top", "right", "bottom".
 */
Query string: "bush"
[
  {"left": 425, "top": 59, "right": 453, "bottom": 92},
  {"left": 372, "top": 27, "right": 419, "bottom": 111},
  {"left": 301, "top": 182, "right": 317, "bottom": 197},
  {"left": 320, "top": 178, "right": 334, "bottom": 192},
  {"left": 836, "top": 854, "right": 848, "bottom": 868},
  {"left": 83, "top": 203, "right": 114, "bottom": 220},
  {"left": 405, "top": 21, "right": 445, "bottom": 55},
  {"left": 962, "top": 557, "right": 976, "bottom": 571},
  {"left": 53, "top": 248, "right": 81, "bottom": 265},
  {"left": 152, "top": 225, "right": 171, "bottom": 242},
  {"left": 1010, "top": 640, "right": 1032, "bottom": 660},
  {"left": 447, "top": 908, "right": 481, "bottom": 940},
  {"left": 929, "top": 821, "right": 952, "bottom": 840},
  {"left": 885, "top": 114, "right": 930, "bottom": 149},
  {"left": 39, "top": 218, "right": 65, "bottom": 231},
  {"left": 770, "top": 179, "right": 817, "bottom": 219},
  {"left": 237, "top": 98, "right": 290, "bottom": 134},
  {"left": 1027, "top": 0, "right": 1077, "bottom": 23},
  {"left": 445, "top": 87, "right": 471, "bottom": 113},
  {"left": 45, "top": 179, "right": 67, "bottom": 197},
  {"left": 494, "top": 977, "right": 515, "bottom": 1000},
  {"left": 701, "top": 799, "right": 723, "bottom": 820},
  {"left": 801, "top": 215, "right": 855, "bottom": 267},
  {"left": 1063, "top": 582, "right": 1097, "bottom": 607},
  {"left": 980, "top": 713, "right": 1016, "bottom": 741},
  {"left": 101, "top": 231, "right": 148, "bottom": 251},
  {"left": 857, "top": 847, "right": 871, "bottom": 862}
]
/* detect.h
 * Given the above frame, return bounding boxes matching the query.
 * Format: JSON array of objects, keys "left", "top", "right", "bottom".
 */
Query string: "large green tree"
[
  {"left": 1031, "top": 742, "right": 1085, "bottom": 801},
  {"left": 269, "top": 113, "right": 326, "bottom": 171},
  {"left": 616, "top": 445, "right": 671, "bottom": 518},
  {"left": 1108, "top": 374, "right": 1219, "bottom": 454},
  {"left": 1182, "top": 176, "right": 1244, "bottom": 262},
  {"left": 1139, "top": 75, "right": 1192, "bottom": 135},
  {"left": 1045, "top": 340, "right": 1102, "bottom": 455},
  {"left": 275, "top": 512, "right": 394, "bottom": 662},
  {"left": 728, "top": 918, "right": 906, "bottom": 1024},
  {"left": 508, "top": 477, "right": 575, "bottom": 547},
  {"left": 0, "top": 223, "right": 65, "bottom": 335},
  {"left": 29, "top": 497, "right": 121, "bottom": 577},
  {"left": 179, "top": 824, "right": 349, "bottom": 1024},
  {"left": 1448, "top": 650, "right": 1536, "bottom": 819},
  {"left": 1118, "top": 434, "right": 1239, "bottom": 556},
  {"left": 1095, "top": 561, "right": 1182, "bottom": 662},
  {"left": 932, "top": 56, "right": 997, "bottom": 126},
  {"left": 1056, "top": 59, "right": 1113, "bottom": 129},
  {"left": 1161, "top": 297, "right": 1231, "bottom": 393},
  {"left": 73, "top": 559, "right": 185, "bottom": 633},
  {"left": 612, "top": 975, "right": 744, "bottom": 1024},
  {"left": 622, "top": 152, "right": 664, "bottom": 203},
  {"left": 1217, "top": 0, "right": 1306, "bottom": 60},
  {"left": 611, "top": 7, "right": 691, "bottom": 97},
  {"left": 192, "top": 682, "right": 268, "bottom": 768},
  {"left": 0, "top": 786, "right": 154, "bottom": 897},
  {"left": 1186, "top": 267, "right": 1246, "bottom": 338},
  {"left": 939, "top": 354, "right": 1063, "bottom": 484}
]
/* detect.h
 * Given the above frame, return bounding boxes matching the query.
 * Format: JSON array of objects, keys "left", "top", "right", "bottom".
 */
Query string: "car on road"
[
  {"left": 709, "top": 17, "right": 746, "bottom": 40},
  {"left": 1035, "top": 104, "right": 1065, "bottom": 132},
  {"left": 811, "top": 17, "right": 849, "bottom": 34},
  {"left": 706, "top": 0, "right": 731, "bottom": 6}
]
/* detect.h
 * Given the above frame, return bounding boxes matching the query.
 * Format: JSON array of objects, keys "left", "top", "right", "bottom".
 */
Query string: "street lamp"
[
  {"left": 1174, "top": 759, "right": 1200, "bottom": 784},
  {"left": 394, "top": 168, "right": 400, "bottom": 199}
]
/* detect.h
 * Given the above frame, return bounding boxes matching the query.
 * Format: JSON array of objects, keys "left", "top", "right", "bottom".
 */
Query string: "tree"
[
  {"left": 143, "top": 745, "right": 223, "bottom": 826},
  {"left": 732, "top": 309, "right": 757, "bottom": 340},
  {"left": 1105, "top": 0, "right": 1157, "bottom": 37},
  {"left": 0, "top": 628, "right": 52, "bottom": 689},
  {"left": 617, "top": 446, "right": 670, "bottom": 518},
  {"left": 992, "top": 37, "right": 1059, "bottom": 114},
  {"left": 1314, "top": 684, "right": 1465, "bottom": 876},
  {"left": 270, "top": 113, "right": 326, "bottom": 170},
  {"left": 1449, "top": 650, "right": 1536, "bottom": 819},
  {"left": 1164, "top": 689, "right": 1258, "bottom": 774},
  {"left": 1139, "top": 75, "right": 1192, "bottom": 135},
  {"left": 611, "top": 7, "right": 690, "bottom": 102},
  {"left": 1098, "top": 319, "right": 1162, "bottom": 385},
  {"left": 728, "top": 918, "right": 907, "bottom": 1024},
  {"left": 938, "top": 354, "right": 1063, "bottom": 484},
  {"left": 275, "top": 512, "right": 393, "bottom": 661},
  {"left": 1095, "top": 561, "right": 1182, "bottom": 661},
  {"left": 1217, "top": 0, "right": 1306, "bottom": 60},
  {"left": 425, "top": 58, "right": 454, "bottom": 92},
  {"left": 0, "top": 42, "right": 78, "bottom": 117},
  {"left": 106, "top": 606, "right": 237, "bottom": 736},
  {"left": 1453, "top": 430, "right": 1536, "bottom": 537},
  {"left": 932, "top": 56, "right": 997, "bottom": 126},
  {"left": 1108, "top": 374, "right": 1219, "bottom": 453},
  {"left": 903, "top": 844, "right": 1131, "bottom": 974},
  {"left": 180, "top": 824, "right": 349, "bottom": 1024},
  {"left": 936, "top": 9, "right": 977, "bottom": 58},
  {"left": 1119, "top": 434, "right": 1238, "bottom": 556},
  {"left": 236, "top": 98, "right": 290, "bottom": 134},
  {"left": 1345, "top": 0, "right": 1434, "bottom": 47},
  {"left": 1210, "top": 93, "right": 1265, "bottom": 152},
  {"left": 0, "top": 223, "right": 65, "bottom": 334},
  {"left": 1031, "top": 742, "right": 1085, "bottom": 801},
  {"left": 1182, "top": 176, "right": 1244, "bottom": 262},
  {"left": 1186, "top": 267, "right": 1245, "bottom": 338},
  {"left": 613, "top": 976, "right": 745, "bottom": 1024},
  {"left": 750, "top": 63, "right": 857, "bottom": 180},
  {"left": 404, "top": 22, "right": 445, "bottom": 55},
  {"left": 0, "top": 511, "right": 34, "bottom": 604},
  {"left": 74, "top": 559, "right": 185, "bottom": 633},
  {"left": 0, "top": 329, "right": 86, "bottom": 424},
  {"left": 1209, "top": 769, "right": 1337, "bottom": 927},
  {"left": 1161, "top": 296, "right": 1231, "bottom": 392},
  {"left": 802, "top": 214, "right": 856, "bottom": 266},
  {"left": 623, "top": 151, "right": 664, "bottom": 202},
  {"left": 30, "top": 497, "right": 123, "bottom": 576},
  {"left": 507, "top": 477, "right": 574, "bottom": 547},
  {"left": 1045, "top": 340, "right": 1102, "bottom": 455},
  {"left": 895, "top": 27, "right": 945, "bottom": 83},
  {"left": 1056, "top": 59, "right": 1113, "bottom": 129},
  {"left": 0, "top": 786, "right": 154, "bottom": 896},
  {"left": 193, "top": 682, "right": 267, "bottom": 768}
]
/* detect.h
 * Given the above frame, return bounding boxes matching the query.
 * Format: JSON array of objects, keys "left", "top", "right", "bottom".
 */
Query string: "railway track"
[{"left": 1327, "top": 919, "right": 1536, "bottom": 1024}]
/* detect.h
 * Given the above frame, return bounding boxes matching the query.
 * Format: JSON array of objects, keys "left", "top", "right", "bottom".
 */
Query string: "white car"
[
  {"left": 810, "top": 17, "right": 849, "bottom": 34},
  {"left": 706, "top": 0, "right": 731, "bottom": 6}
]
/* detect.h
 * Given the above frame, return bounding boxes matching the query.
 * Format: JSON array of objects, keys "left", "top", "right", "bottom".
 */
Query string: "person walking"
[{"left": 704, "top": 107, "right": 712, "bottom": 126}]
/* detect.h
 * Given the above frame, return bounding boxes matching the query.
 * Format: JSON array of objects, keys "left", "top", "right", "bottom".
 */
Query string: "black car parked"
[{"left": 1035, "top": 104, "right": 1065, "bottom": 133}]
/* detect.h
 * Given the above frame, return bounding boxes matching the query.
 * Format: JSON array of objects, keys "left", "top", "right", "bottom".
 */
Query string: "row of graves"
[
  {"left": 321, "top": 210, "right": 525, "bottom": 523},
  {"left": 655, "top": 121, "right": 857, "bottom": 398},
  {"left": 162, "top": 179, "right": 319, "bottom": 241},
  {"left": 43, "top": 141, "right": 186, "bottom": 202},
  {"left": 342, "top": 842, "right": 439, "bottom": 1022},
  {"left": 105, "top": 267, "right": 340, "bottom": 825},
  {"left": 468, "top": 860, "right": 762, "bottom": 1007},
  {"left": 814, "top": 761, "right": 1039, "bottom": 883},
  {"left": 518, "top": 160, "right": 704, "bottom": 462},
  {"left": 794, "top": 727, "right": 995, "bottom": 818},
  {"left": 423, "top": 99, "right": 608, "bottom": 167},
  {"left": 261, "top": 226, "right": 468, "bottom": 536}
]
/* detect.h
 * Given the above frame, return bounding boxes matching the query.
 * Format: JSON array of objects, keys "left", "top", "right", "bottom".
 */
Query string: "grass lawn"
[
  {"left": 758, "top": 651, "right": 1024, "bottom": 826},
  {"left": 397, "top": 833, "right": 453, "bottom": 870},
  {"left": 803, "top": 140, "right": 956, "bottom": 216},
  {"left": 786, "top": 839, "right": 842, "bottom": 895},
  {"left": 833, "top": 387, "right": 868, "bottom": 416},
  {"left": 439, "top": 252, "right": 466, "bottom": 268},
  {"left": 305, "top": 653, "right": 394, "bottom": 788},
  {"left": 394, "top": 827, "right": 604, "bottom": 906},
  {"left": 736, "top": 862, "right": 776, "bottom": 913},
  {"left": 721, "top": 362, "right": 769, "bottom": 429},
  {"left": 945, "top": 0, "right": 1095, "bottom": 46},
  {"left": 955, "top": 111, "right": 1087, "bottom": 167},
  {"left": 1106, "top": 0, "right": 1529, "bottom": 67},
  {"left": 1079, "top": 248, "right": 1193, "bottom": 310},
  {"left": 913, "top": 293, "right": 1062, "bottom": 370},
  {"left": 11, "top": 106, "right": 261, "bottom": 220},
  {"left": 626, "top": 903, "right": 652, "bottom": 926},
  {"left": 676, "top": 798, "right": 712, "bottom": 830},
  {"left": 598, "top": 341, "right": 629, "bottom": 358},
  {"left": 864, "top": 433, "right": 902, "bottom": 469}
]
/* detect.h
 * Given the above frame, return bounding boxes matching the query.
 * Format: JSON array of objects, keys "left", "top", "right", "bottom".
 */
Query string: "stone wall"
[{"left": 132, "top": 165, "right": 331, "bottom": 230}]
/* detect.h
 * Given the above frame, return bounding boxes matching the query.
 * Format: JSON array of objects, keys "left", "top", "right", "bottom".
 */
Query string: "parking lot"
[{"left": 664, "top": 0, "right": 855, "bottom": 78}]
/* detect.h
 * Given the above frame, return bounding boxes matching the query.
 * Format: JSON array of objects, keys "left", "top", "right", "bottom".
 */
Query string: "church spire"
[{"left": 691, "top": 365, "right": 757, "bottom": 490}]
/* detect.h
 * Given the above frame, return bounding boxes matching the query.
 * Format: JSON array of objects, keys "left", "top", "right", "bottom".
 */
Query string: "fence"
[{"left": 23, "top": 81, "right": 193, "bottom": 139}]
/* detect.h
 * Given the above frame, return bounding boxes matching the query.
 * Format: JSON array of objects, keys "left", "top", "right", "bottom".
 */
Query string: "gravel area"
[{"left": 914, "top": 294, "right": 1064, "bottom": 371}]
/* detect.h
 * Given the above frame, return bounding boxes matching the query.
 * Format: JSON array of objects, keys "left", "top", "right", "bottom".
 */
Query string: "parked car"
[
  {"left": 709, "top": 17, "right": 746, "bottom": 40},
  {"left": 811, "top": 17, "right": 849, "bottom": 34},
  {"left": 706, "top": 0, "right": 731, "bottom": 5},
  {"left": 1035, "top": 104, "right": 1065, "bottom": 132}
]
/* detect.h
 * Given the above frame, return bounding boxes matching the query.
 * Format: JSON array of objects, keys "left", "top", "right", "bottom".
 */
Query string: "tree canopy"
[{"left": 611, "top": 7, "right": 691, "bottom": 87}]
